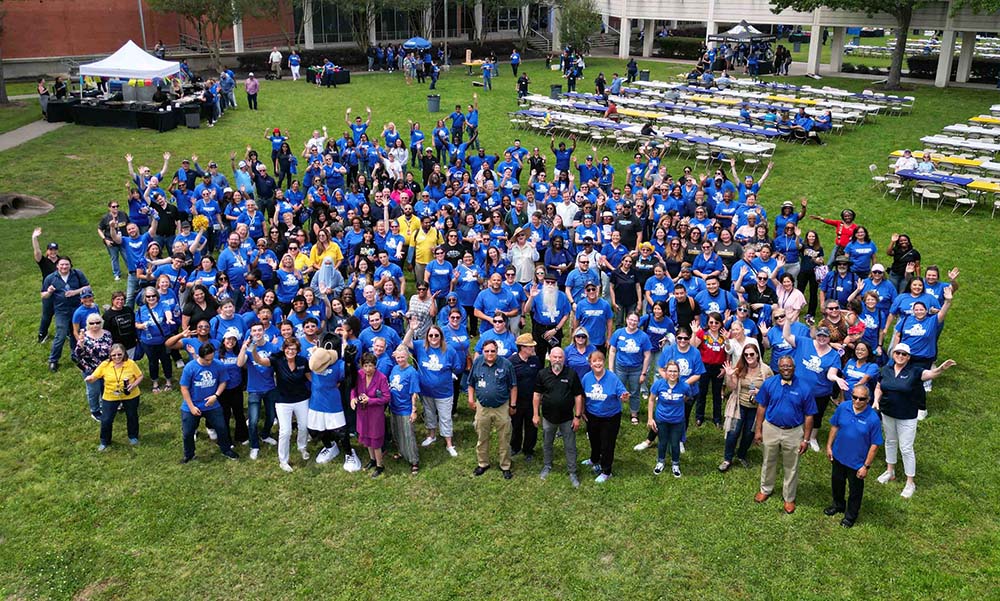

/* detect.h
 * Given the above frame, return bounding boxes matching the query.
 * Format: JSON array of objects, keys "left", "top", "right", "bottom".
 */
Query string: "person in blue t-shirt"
[
  {"left": 581, "top": 351, "right": 629, "bottom": 482},
  {"left": 387, "top": 347, "right": 422, "bottom": 472},
  {"left": 179, "top": 342, "right": 239, "bottom": 462},
  {"left": 825, "top": 385, "right": 882, "bottom": 527},
  {"left": 550, "top": 134, "right": 576, "bottom": 178},
  {"left": 648, "top": 361, "right": 693, "bottom": 477},
  {"left": 345, "top": 106, "right": 372, "bottom": 142}
]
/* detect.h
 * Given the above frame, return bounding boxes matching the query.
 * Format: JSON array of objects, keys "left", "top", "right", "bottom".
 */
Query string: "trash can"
[
  {"left": 793, "top": 41, "right": 802, "bottom": 52},
  {"left": 184, "top": 105, "right": 200, "bottom": 128},
  {"left": 550, "top": 84, "right": 562, "bottom": 100},
  {"left": 427, "top": 94, "right": 441, "bottom": 113},
  {"left": 639, "top": 69, "right": 650, "bottom": 82}
]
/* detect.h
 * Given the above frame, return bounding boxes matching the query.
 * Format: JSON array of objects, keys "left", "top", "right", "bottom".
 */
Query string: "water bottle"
[{"left": 747, "top": 380, "right": 757, "bottom": 404}]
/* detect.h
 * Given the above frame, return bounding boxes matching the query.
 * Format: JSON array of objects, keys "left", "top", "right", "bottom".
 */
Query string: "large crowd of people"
[{"left": 34, "top": 78, "right": 960, "bottom": 526}]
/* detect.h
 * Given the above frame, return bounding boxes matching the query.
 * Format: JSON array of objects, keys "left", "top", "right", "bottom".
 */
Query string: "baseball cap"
[
  {"left": 208, "top": 161, "right": 218, "bottom": 167},
  {"left": 573, "top": 327, "right": 589, "bottom": 338},
  {"left": 893, "top": 343, "right": 911, "bottom": 355},
  {"left": 47, "top": 242, "right": 59, "bottom": 250},
  {"left": 871, "top": 263, "right": 886, "bottom": 273},
  {"left": 238, "top": 160, "right": 247, "bottom": 168},
  {"left": 248, "top": 72, "right": 254, "bottom": 77},
  {"left": 80, "top": 286, "right": 94, "bottom": 298},
  {"left": 814, "top": 326, "right": 831, "bottom": 338}
]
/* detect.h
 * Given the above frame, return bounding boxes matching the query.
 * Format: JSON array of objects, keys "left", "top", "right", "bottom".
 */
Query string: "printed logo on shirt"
[
  {"left": 802, "top": 355, "right": 823, "bottom": 373},
  {"left": 676, "top": 358, "right": 691, "bottom": 376},
  {"left": 619, "top": 337, "right": 642, "bottom": 354},
  {"left": 195, "top": 370, "right": 217, "bottom": 389},
  {"left": 588, "top": 383, "right": 608, "bottom": 402},
  {"left": 904, "top": 323, "right": 927, "bottom": 337},
  {"left": 390, "top": 374, "right": 404, "bottom": 392},
  {"left": 422, "top": 354, "right": 444, "bottom": 371}
]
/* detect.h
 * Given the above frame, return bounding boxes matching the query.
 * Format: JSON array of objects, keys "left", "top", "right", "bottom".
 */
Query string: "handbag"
[
  {"left": 723, "top": 379, "right": 741, "bottom": 433},
  {"left": 814, "top": 263, "right": 829, "bottom": 283}
]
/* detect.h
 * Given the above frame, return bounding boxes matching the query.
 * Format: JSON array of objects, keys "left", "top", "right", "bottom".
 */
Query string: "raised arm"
[
  {"left": 757, "top": 161, "right": 774, "bottom": 186},
  {"left": 31, "top": 228, "right": 43, "bottom": 263}
]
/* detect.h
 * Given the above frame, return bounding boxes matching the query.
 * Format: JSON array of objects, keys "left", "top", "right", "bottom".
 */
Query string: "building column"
[
  {"left": 551, "top": 6, "right": 561, "bottom": 52},
  {"left": 618, "top": 18, "right": 631, "bottom": 59},
  {"left": 829, "top": 26, "right": 845, "bottom": 72},
  {"left": 956, "top": 30, "right": 975, "bottom": 83},
  {"left": 935, "top": 29, "right": 956, "bottom": 87},
  {"left": 705, "top": 0, "right": 717, "bottom": 45},
  {"left": 806, "top": 25, "right": 822, "bottom": 74},
  {"left": 474, "top": 0, "right": 484, "bottom": 41},
  {"left": 642, "top": 19, "right": 655, "bottom": 57},
  {"left": 233, "top": 19, "right": 245, "bottom": 53},
  {"left": 303, "top": 0, "right": 314, "bottom": 49}
]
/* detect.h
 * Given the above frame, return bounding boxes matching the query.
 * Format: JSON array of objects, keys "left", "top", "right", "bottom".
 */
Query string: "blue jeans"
[
  {"left": 100, "top": 398, "right": 139, "bottom": 445},
  {"left": 126, "top": 272, "right": 139, "bottom": 308},
  {"left": 106, "top": 244, "right": 124, "bottom": 278},
  {"left": 39, "top": 294, "right": 54, "bottom": 338},
  {"left": 656, "top": 420, "right": 684, "bottom": 464},
  {"left": 643, "top": 350, "right": 662, "bottom": 396},
  {"left": 247, "top": 389, "right": 278, "bottom": 449},
  {"left": 723, "top": 405, "right": 757, "bottom": 462},
  {"left": 48, "top": 311, "right": 72, "bottom": 364},
  {"left": 614, "top": 364, "right": 643, "bottom": 414},
  {"left": 181, "top": 407, "right": 233, "bottom": 459},
  {"left": 85, "top": 377, "right": 103, "bottom": 415}
]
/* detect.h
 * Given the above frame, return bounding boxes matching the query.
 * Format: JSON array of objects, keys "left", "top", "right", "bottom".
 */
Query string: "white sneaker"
[
  {"left": 250, "top": 448, "right": 259, "bottom": 460},
  {"left": 653, "top": 462, "right": 665, "bottom": 475},
  {"left": 279, "top": 462, "right": 293, "bottom": 473},
  {"left": 900, "top": 482, "right": 916, "bottom": 498},
  {"left": 446, "top": 446, "right": 458, "bottom": 457},
  {"left": 207, "top": 428, "right": 218, "bottom": 441},
  {"left": 343, "top": 451, "right": 362, "bottom": 472},
  {"left": 809, "top": 438, "right": 820, "bottom": 452},
  {"left": 917, "top": 409, "right": 927, "bottom": 421},
  {"left": 923, "top": 380, "right": 933, "bottom": 392},
  {"left": 672, "top": 465, "right": 682, "bottom": 478},
  {"left": 316, "top": 448, "right": 333, "bottom": 464},
  {"left": 300, "top": 448, "right": 310, "bottom": 461},
  {"left": 262, "top": 437, "right": 277, "bottom": 446},
  {"left": 634, "top": 440, "right": 652, "bottom": 451},
  {"left": 175, "top": 359, "right": 184, "bottom": 368},
  {"left": 877, "top": 470, "right": 895, "bottom": 484},
  {"left": 595, "top": 473, "right": 611, "bottom": 483},
  {"left": 420, "top": 436, "right": 437, "bottom": 447},
  {"left": 679, "top": 442, "right": 686, "bottom": 454}
]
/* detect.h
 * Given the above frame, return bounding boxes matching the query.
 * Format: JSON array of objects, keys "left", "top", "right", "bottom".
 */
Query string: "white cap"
[
  {"left": 871, "top": 263, "right": 886, "bottom": 273},
  {"left": 892, "top": 343, "right": 912, "bottom": 355}
]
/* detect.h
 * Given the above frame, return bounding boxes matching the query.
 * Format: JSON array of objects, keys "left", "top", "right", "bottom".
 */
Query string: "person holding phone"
[{"left": 85, "top": 343, "right": 143, "bottom": 451}]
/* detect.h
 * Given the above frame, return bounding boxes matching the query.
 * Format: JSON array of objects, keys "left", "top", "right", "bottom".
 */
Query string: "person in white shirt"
[
  {"left": 303, "top": 127, "right": 328, "bottom": 156},
  {"left": 893, "top": 149, "right": 918, "bottom": 173},
  {"left": 268, "top": 47, "right": 283, "bottom": 79}
]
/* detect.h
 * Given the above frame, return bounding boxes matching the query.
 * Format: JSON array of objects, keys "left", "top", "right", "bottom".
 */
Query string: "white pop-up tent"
[{"left": 79, "top": 40, "right": 180, "bottom": 80}]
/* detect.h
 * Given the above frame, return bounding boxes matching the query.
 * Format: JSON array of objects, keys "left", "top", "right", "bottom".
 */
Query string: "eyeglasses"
[
  {"left": 744, "top": 351, "right": 758, "bottom": 357},
  {"left": 449, "top": 314, "right": 461, "bottom": 319},
  {"left": 893, "top": 350, "right": 909, "bottom": 356},
  {"left": 427, "top": 333, "right": 441, "bottom": 339},
  {"left": 288, "top": 246, "right": 299, "bottom": 250}
]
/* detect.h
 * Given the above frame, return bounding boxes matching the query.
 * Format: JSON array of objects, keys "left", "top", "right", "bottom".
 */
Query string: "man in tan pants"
[
  {"left": 752, "top": 356, "right": 817, "bottom": 514},
  {"left": 468, "top": 340, "right": 517, "bottom": 479}
]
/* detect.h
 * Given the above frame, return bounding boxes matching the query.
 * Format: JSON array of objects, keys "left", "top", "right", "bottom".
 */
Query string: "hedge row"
[
  {"left": 906, "top": 54, "right": 1000, "bottom": 83},
  {"left": 653, "top": 37, "right": 704, "bottom": 60}
]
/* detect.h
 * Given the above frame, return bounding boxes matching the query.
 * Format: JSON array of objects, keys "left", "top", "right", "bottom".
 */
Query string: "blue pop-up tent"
[{"left": 403, "top": 37, "right": 432, "bottom": 50}]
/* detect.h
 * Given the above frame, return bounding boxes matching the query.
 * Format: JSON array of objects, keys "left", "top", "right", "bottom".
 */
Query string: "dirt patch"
[{"left": 0, "top": 193, "right": 53, "bottom": 218}]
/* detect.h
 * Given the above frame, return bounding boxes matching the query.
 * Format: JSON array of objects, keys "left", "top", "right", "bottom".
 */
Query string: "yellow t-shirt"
[
  {"left": 293, "top": 252, "right": 312, "bottom": 272},
  {"left": 309, "top": 242, "right": 344, "bottom": 270},
  {"left": 92, "top": 359, "right": 143, "bottom": 401},
  {"left": 396, "top": 214, "right": 421, "bottom": 243},
  {"left": 411, "top": 227, "right": 443, "bottom": 265}
]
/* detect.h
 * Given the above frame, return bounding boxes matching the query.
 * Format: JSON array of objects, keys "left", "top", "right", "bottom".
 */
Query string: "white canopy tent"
[{"left": 79, "top": 40, "right": 180, "bottom": 80}]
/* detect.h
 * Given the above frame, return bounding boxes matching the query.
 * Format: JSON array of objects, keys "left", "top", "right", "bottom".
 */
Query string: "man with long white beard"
[
  {"left": 525, "top": 270, "right": 572, "bottom": 361},
  {"left": 532, "top": 347, "right": 584, "bottom": 487}
]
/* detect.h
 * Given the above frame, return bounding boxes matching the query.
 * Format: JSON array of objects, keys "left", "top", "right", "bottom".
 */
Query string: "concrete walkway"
[{"left": 0, "top": 120, "right": 65, "bottom": 153}]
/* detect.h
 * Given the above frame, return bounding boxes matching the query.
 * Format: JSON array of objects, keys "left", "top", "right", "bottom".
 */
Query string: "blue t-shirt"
[
  {"left": 309, "top": 359, "right": 345, "bottom": 414},
  {"left": 179, "top": 359, "right": 225, "bottom": 413},
  {"left": 564, "top": 343, "right": 597, "bottom": 380},
  {"left": 412, "top": 340, "right": 461, "bottom": 398},
  {"left": 581, "top": 370, "right": 628, "bottom": 418},
  {"left": 844, "top": 241, "right": 878, "bottom": 273},
  {"left": 829, "top": 402, "right": 883, "bottom": 470},
  {"left": 894, "top": 313, "right": 940, "bottom": 358},
  {"left": 657, "top": 344, "right": 706, "bottom": 396},
  {"left": 792, "top": 341, "right": 841, "bottom": 397},
  {"left": 574, "top": 299, "right": 614, "bottom": 346},
  {"left": 766, "top": 322, "right": 811, "bottom": 371},
  {"left": 609, "top": 328, "right": 653, "bottom": 369},
  {"left": 475, "top": 329, "right": 517, "bottom": 358},
  {"left": 473, "top": 288, "right": 518, "bottom": 333},
  {"left": 244, "top": 342, "right": 277, "bottom": 393},
  {"left": 388, "top": 364, "right": 421, "bottom": 415},
  {"left": 756, "top": 375, "right": 818, "bottom": 428},
  {"left": 843, "top": 358, "right": 880, "bottom": 393},
  {"left": 651, "top": 379, "right": 692, "bottom": 424}
]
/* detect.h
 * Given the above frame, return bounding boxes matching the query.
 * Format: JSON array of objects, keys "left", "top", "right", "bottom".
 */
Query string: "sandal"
[
  {"left": 392, "top": 453, "right": 402, "bottom": 461},
  {"left": 151, "top": 383, "right": 161, "bottom": 394},
  {"left": 410, "top": 464, "right": 419, "bottom": 475},
  {"left": 630, "top": 415, "right": 639, "bottom": 425},
  {"left": 163, "top": 381, "right": 173, "bottom": 392}
]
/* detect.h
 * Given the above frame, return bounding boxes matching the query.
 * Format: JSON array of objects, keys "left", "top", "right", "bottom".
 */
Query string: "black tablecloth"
[
  {"left": 305, "top": 67, "right": 351, "bottom": 85},
  {"left": 69, "top": 104, "right": 182, "bottom": 132},
  {"left": 46, "top": 99, "right": 79, "bottom": 123}
]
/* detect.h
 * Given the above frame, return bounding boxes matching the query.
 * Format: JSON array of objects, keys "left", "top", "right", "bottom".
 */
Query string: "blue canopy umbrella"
[{"left": 403, "top": 37, "right": 432, "bottom": 50}]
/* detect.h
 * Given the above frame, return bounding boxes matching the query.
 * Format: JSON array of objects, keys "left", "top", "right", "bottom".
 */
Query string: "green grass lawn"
[
  {"left": 0, "top": 100, "right": 41, "bottom": 134},
  {"left": 0, "top": 58, "right": 998, "bottom": 600}
]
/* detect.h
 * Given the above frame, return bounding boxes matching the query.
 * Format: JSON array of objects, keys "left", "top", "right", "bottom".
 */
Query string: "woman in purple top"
[{"left": 352, "top": 353, "right": 391, "bottom": 478}]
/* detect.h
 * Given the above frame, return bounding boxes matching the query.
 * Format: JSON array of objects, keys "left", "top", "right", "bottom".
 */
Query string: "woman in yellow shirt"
[
  {"left": 85, "top": 343, "right": 144, "bottom": 451},
  {"left": 309, "top": 228, "right": 344, "bottom": 274},
  {"left": 410, "top": 216, "right": 443, "bottom": 285}
]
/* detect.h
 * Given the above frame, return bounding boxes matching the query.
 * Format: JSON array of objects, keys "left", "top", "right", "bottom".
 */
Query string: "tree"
[
  {"left": 558, "top": 0, "right": 602, "bottom": 54},
  {"left": 394, "top": 0, "right": 433, "bottom": 40},
  {"left": 247, "top": 0, "right": 305, "bottom": 49},
  {"left": 455, "top": 0, "right": 530, "bottom": 45},
  {"left": 769, "top": 0, "right": 925, "bottom": 90},
  {"left": 148, "top": 0, "right": 252, "bottom": 72},
  {"left": 0, "top": 3, "right": 8, "bottom": 105}
]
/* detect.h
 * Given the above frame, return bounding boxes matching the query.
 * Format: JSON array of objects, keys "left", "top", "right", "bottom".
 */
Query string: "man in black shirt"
[
  {"left": 614, "top": 201, "right": 642, "bottom": 251},
  {"left": 149, "top": 192, "right": 181, "bottom": 250},
  {"left": 533, "top": 347, "right": 585, "bottom": 487},
  {"left": 32, "top": 228, "right": 61, "bottom": 344},
  {"left": 252, "top": 164, "right": 278, "bottom": 219},
  {"left": 670, "top": 283, "right": 701, "bottom": 328},
  {"left": 510, "top": 333, "right": 542, "bottom": 461}
]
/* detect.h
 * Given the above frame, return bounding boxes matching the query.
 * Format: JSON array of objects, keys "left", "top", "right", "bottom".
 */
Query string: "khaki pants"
[
  {"left": 759, "top": 420, "right": 803, "bottom": 502},
  {"left": 475, "top": 403, "right": 512, "bottom": 470}
]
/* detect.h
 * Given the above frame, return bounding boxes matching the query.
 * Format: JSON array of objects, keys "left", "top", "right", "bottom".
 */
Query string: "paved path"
[{"left": 0, "top": 120, "right": 66, "bottom": 153}]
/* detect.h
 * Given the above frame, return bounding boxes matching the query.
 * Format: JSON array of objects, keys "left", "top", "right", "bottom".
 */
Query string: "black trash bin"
[
  {"left": 183, "top": 105, "right": 201, "bottom": 128},
  {"left": 639, "top": 69, "right": 650, "bottom": 82},
  {"left": 549, "top": 84, "right": 562, "bottom": 100},
  {"left": 427, "top": 94, "right": 441, "bottom": 113}
]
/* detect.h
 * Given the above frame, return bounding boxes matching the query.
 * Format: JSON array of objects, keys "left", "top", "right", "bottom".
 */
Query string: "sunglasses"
[
  {"left": 676, "top": 336, "right": 690, "bottom": 341},
  {"left": 110, "top": 204, "right": 119, "bottom": 208},
  {"left": 288, "top": 246, "right": 299, "bottom": 250},
  {"left": 492, "top": 319, "right": 505, "bottom": 324},
  {"left": 483, "top": 349, "right": 497, "bottom": 353},
  {"left": 744, "top": 351, "right": 758, "bottom": 357},
  {"left": 87, "top": 321, "right": 102, "bottom": 326},
  {"left": 427, "top": 333, "right": 441, "bottom": 338},
  {"left": 737, "top": 307, "right": 749, "bottom": 312},
  {"left": 773, "top": 315, "right": 785, "bottom": 320}
]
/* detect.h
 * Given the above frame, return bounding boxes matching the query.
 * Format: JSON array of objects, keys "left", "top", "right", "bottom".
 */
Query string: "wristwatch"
[
  {"left": 510, "top": 404, "right": 517, "bottom": 409},
  {"left": 574, "top": 414, "right": 582, "bottom": 419}
]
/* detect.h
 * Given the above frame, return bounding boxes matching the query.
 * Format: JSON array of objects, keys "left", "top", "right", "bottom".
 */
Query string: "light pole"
[
  {"left": 443, "top": 0, "right": 448, "bottom": 64},
  {"left": 137, "top": 0, "right": 148, "bottom": 50}
]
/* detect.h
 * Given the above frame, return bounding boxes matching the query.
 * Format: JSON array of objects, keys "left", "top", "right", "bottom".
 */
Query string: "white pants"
[
  {"left": 276, "top": 400, "right": 309, "bottom": 464},
  {"left": 883, "top": 414, "right": 917, "bottom": 477},
  {"left": 422, "top": 395, "right": 454, "bottom": 438},
  {"left": 291, "top": 65, "right": 300, "bottom": 80}
]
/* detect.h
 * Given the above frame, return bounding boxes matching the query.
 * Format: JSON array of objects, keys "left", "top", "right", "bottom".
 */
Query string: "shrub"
[{"left": 653, "top": 37, "right": 704, "bottom": 60}]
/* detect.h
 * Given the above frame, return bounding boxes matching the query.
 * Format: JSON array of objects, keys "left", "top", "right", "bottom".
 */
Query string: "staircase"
[
  {"left": 526, "top": 28, "right": 553, "bottom": 54},
  {"left": 588, "top": 31, "right": 620, "bottom": 54}
]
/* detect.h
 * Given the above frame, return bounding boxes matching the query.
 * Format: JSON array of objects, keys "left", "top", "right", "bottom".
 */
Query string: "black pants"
[
  {"left": 247, "top": 93, "right": 258, "bottom": 110},
  {"left": 532, "top": 321, "right": 562, "bottom": 362},
  {"left": 814, "top": 394, "right": 834, "bottom": 434},
  {"left": 219, "top": 387, "right": 248, "bottom": 443},
  {"left": 586, "top": 411, "right": 621, "bottom": 476},
  {"left": 696, "top": 363, "right": 724, "bottom": 425},
  {"left": 308, "top": 426, "right": 353, "bottom": 457},
  {"left": 831, "top": 459, "right": 865, "bottom": 522},
  {"left": 512, "top": 63, "right": 519, "bottom": 76},
  {"left": 510, "top": 401, "right": 537, "bottom": 456},
  {"left": 797, "top": 268, "right": 819, "bottom": 317}
]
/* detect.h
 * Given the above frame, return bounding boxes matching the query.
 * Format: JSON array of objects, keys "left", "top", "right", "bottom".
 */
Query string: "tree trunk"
[
  {"left": 0, "top": 46, "right": 9, "bottom": 105},
  {"left": 887, "top": 8, "right": 912, "bottom": 90}
]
